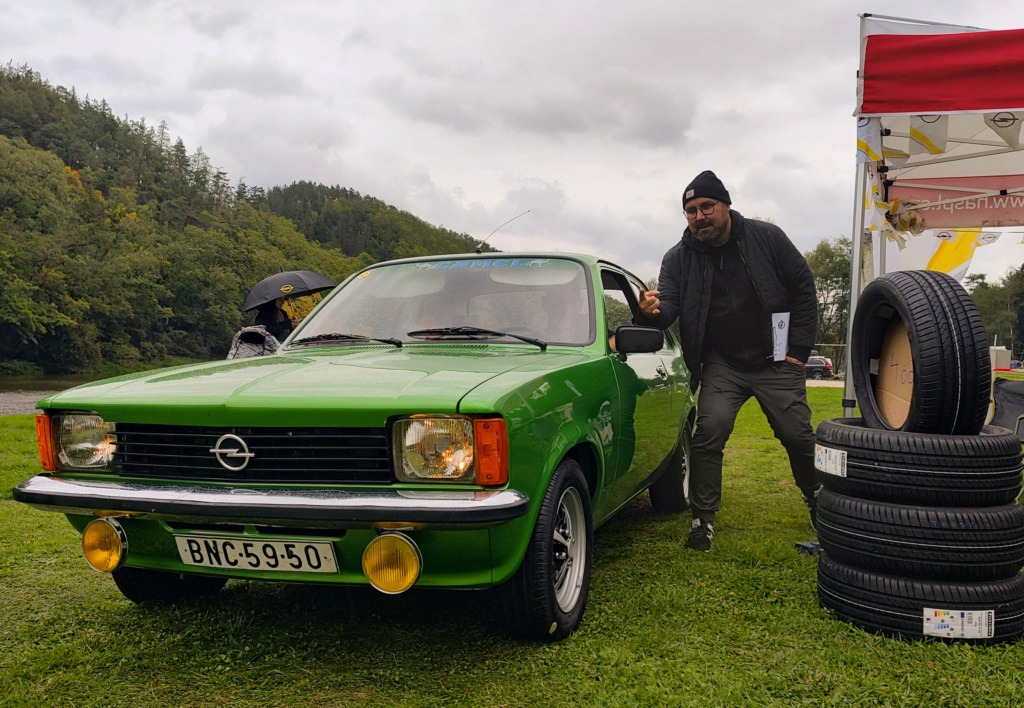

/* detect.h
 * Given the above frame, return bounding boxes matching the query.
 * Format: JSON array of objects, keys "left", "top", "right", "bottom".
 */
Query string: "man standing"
[{"left": 638, "top": 170, "right": 819, "bottom": 552}]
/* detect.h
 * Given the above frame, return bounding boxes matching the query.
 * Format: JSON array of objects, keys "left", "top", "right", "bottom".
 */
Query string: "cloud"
[
  {"left": 202, "top": 95, "right": 354, "bottom": 187},
  {"left": 16, "top": 0, "right": 1024, "bottom": 287},
  {"left": 189, "top": 59, "right": 308, "bottom": 98},
  {"left": 369, "top": 46, "right": 695, "bottom": 147},
  {"left": 504, "top": 71, "right": 695, "bottom": 147},
  {"left": 184, "top": 7, "right": 251, "bottom": 39}
]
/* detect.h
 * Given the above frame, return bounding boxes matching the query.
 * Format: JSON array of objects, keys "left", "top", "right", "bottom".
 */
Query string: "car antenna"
[{"left": 475, "top": 210, "right": 530, "bottom": 254}]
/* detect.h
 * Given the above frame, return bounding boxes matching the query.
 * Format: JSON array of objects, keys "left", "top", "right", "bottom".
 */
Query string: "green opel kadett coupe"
[{"left": 14, "top": 253, "right": 695, "bottom": 641}]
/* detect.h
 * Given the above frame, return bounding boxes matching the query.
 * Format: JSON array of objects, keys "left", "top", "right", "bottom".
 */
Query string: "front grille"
[{"left": 113, "top": 423, "right": 392, "bottom": 484}]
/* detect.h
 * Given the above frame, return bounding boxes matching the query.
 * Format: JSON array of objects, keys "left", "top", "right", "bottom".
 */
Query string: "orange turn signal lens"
[
  {"left": 35, "top": 414, "right": 56, "bottom": 471},
  {"left": 474, "top": 417, "right": 508, "bottom": 486}
]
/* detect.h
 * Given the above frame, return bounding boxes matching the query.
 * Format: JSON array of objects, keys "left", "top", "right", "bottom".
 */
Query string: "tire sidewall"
[
  {"left": 539, "top": 460, "right": 593, "bottom": 639},
  {"left": 501, "top": 458, "right": 593, "bottom": 641},
  {"left": 649, "top": 428, "right": 691, "bottom": 514},
  {"left": 851, "top": 278, "right": 920, "bottom": 432},
  {"left": 814, "top": 417, "right": 1023, "bottom": 506}
]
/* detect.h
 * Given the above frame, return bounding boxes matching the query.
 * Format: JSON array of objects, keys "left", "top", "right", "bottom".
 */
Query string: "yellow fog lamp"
[
  {"left": 82, "top": 518, "right": 128, "bottom": 572},
  {"left": 362, "top": 533, "right": 422, "bottom": 594}
]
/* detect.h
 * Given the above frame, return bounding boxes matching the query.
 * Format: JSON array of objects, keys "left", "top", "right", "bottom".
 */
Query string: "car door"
[
  {"left": 599, "top": 268, "right": 680, "bottom": 511},
  {"left": 658, "top": 322, "right": 691, "bottom": 431}
]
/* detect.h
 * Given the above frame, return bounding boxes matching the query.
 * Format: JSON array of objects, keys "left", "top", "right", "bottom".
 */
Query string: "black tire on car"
[
  {"left": 851, "top": 270, "right": 990, "bottom": 435},
  {"left": 649, "top": 428, "right": 691, "bottom": 515},
  {"left": 811, "top": 370, "right": 824, "bottom": 380},
  {"left": 814, "top": 418, "right": 1023, "bottom": 507},
  {"left": 816, "top": 489, "right": 1024, "bottom": 581},
  {"left": 497, "top": 458, "right": 593, "bottom": 642},
  {"left": 818, "top": 552, "right": 1024, "bottom": 643},
  {"left": 111, "top": 566, "right": 228, "bottom": 604}
]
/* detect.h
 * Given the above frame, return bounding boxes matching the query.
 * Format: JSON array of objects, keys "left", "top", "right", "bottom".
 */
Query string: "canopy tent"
[{"left": 844, "top": 14, "right": 1024, "bottom": 413}]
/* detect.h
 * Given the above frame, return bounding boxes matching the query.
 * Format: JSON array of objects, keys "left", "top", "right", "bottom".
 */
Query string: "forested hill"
[
  {"left": 265, "top": 182, "right": 486, "bottom": 262},
  {"left": 0, "top": 64, "right": 490, "bottom": 373}
]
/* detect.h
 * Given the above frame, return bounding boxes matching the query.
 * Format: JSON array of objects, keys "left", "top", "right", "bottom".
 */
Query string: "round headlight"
[
  {"left": 362, "top": 533, "right": 421, "bottom": 594},
  {"left": 393, "top": 417, "right": 474, "bottom": 481},
  {"left": 54, "top": 415, "right": 116, "bottom": 469},
  {"left": 82, "top": 518, "right": 127, "bottom": 572}
]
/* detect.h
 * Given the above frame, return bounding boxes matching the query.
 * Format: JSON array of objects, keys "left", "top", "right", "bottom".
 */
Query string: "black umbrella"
[{"left": 242, "top": 270, "right": 337, "bottom": 311}]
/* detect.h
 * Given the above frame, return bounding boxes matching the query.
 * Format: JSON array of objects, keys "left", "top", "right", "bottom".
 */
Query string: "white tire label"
[
  {"left": 814, "top": 444, "right": 847, "bottom": 477},
  {"left": 923, "top": 608, "right": 995, "bottom": 639}
]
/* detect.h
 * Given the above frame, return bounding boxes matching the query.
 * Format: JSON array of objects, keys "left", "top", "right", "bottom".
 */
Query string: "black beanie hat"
[{"left": 682, "top": 170, "right": 731, "bottom": 206}]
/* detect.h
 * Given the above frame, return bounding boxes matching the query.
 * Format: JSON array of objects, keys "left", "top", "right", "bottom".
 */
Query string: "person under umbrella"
[
  {"left": 254, "top": 296, "right": 298, "bottom": 342},
  {"left": 242, "top": 270, "right": 337, "bottom": 342}
]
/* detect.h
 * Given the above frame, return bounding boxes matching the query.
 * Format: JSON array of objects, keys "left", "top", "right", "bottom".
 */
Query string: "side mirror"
[{"left": 613, "top": 326, "right": 664, "bottom": 354}]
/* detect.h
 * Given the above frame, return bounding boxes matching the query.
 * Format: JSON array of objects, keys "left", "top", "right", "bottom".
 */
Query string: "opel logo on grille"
[{"left": 210, "top": 434, "right": 255, "bottom": 471}]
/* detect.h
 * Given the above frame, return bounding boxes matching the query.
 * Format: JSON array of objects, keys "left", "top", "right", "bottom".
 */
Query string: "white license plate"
[{"left": 174, "top": 535, "right": 339, "bottom": 573}]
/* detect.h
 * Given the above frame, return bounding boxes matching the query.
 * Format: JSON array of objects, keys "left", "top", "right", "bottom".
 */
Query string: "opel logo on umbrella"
[{"left": 210, "top": 434, "right": 255, "bottom": 471}]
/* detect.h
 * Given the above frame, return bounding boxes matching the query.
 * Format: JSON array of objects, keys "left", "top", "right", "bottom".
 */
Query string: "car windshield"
[{"left": 291, "top": 257, "right": 595, "bottom": 346}]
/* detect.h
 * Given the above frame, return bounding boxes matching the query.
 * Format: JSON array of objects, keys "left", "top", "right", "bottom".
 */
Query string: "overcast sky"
[{"left": 6, "top": 1, "right": 1024, "bottom": 282}]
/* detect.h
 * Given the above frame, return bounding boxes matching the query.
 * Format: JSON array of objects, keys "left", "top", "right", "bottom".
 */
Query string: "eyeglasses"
[{"left": 684, "top": 201, "right": 719, "bottom": 219}]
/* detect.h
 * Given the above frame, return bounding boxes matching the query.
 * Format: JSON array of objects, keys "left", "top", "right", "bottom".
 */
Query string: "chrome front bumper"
[{"left": 13, "top": 475, "right": 530, "bottom": 530}]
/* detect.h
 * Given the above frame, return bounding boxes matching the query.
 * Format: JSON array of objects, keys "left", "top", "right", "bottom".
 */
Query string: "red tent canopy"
[
  {"left": 860, "top": 28, "right": 1024, "bottom": 116},
  {"left": 854, "top": 16, "right": 1024, "bottom": 234}
]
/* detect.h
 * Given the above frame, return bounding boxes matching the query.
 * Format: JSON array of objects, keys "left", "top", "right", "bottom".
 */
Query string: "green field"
[{"left": 3, "top": 388, "right": 1023, "bottom": 707}]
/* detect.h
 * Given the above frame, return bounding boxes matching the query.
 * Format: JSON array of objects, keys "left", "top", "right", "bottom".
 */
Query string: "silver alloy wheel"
[
  {"left": 552, "top": 485, "right": 587, "bottom": 612},
  {"left": 682, "top": 442, "right": 691, "bottom": 501}
]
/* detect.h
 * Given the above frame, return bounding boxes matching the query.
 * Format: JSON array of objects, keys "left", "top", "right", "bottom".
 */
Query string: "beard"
[{"left": 692, "top": 220, "right": 728, "bottom": 244}]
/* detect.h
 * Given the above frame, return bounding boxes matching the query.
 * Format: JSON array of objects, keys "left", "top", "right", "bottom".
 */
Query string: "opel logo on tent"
[
  {"left": 991, "top": 112, "right": 1019, "bottom": 129},
  {"left": 210, "top": 434, "right": 255, "bottom": 471}
]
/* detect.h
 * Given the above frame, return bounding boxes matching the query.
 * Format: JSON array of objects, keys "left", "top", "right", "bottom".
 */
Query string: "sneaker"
[
  {"left": 803, "top": 487, "right": 820, "bottom": 531},
  {"left": 686, "top": 518, "right": 714, "bottom": 552}
]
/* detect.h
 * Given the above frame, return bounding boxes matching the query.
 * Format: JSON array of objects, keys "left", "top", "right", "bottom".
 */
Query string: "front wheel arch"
[{"left": 563, "top": 441, "right": 600, "bottom": 503}]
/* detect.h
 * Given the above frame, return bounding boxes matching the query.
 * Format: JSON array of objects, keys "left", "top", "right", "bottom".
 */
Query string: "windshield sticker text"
[{"left": 416, "top": 258, "right": 552, "bottom": 270}]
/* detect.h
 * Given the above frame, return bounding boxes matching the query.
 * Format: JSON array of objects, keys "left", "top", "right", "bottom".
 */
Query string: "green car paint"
[{"left": 15, "top": 253, "right": 695, "bottom": 637}]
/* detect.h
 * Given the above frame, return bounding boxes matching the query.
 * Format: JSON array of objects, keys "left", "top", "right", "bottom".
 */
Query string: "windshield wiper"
[
  {"left": 406, "top": 326, "right": 547, "bottom": 351},
  {"left": 290, "top": 332, "right": 402, "bottom": 347}
]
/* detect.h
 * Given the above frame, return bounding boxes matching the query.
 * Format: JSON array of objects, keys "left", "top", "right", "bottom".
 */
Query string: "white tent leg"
[{"left": 843, "top": 163, "right": 869, "bottom": 416}]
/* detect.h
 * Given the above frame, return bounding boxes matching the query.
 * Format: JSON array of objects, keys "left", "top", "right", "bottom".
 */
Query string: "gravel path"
[
  {"left": 807, "top": 379, "right": 844, "bottom": 387},
  {"left": 0, "top": 391, "right": 59, "bottom": 416}
]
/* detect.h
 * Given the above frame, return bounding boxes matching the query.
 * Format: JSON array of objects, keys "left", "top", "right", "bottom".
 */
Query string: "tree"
[
  {"left": 804, "top": 236, "right": 851, "bottom": 346},
  {"left": 967, "top": 272, "right": 1020, "bottom": 354},
  {"left": 0, "top": 65, "right": 493, "bottom": 372}
]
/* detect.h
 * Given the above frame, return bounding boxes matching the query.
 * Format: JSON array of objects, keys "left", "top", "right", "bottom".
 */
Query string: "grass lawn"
[{"left": 2, "top": 388, "right": 1023, "bottom": 707}]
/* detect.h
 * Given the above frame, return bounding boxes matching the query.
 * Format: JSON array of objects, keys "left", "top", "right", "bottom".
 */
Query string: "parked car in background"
[
  {"left": 806, "top": 355, "right": 834, "bottom": 379},
  {"left": 14, "top": 253, "right": 696, "bottom": 642}
]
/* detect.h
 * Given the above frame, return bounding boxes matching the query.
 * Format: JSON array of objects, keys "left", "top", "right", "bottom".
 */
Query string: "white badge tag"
[{"left": 772, "top": 312, "right": 790, "bottom": 361}]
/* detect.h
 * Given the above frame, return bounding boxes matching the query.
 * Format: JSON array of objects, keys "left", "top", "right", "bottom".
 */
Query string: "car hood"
[{"left": 40, "top": 346, "right": 578, "bottom": 427}]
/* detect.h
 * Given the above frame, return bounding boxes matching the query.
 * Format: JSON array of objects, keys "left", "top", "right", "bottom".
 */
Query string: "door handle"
[{"left": 656, "top": 365, "right": 668, "bottom": 379}]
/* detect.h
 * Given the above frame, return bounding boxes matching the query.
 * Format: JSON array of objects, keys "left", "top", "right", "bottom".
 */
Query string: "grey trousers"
[{"left": 689, "top": 352, "right": 818, "bottom": 519}]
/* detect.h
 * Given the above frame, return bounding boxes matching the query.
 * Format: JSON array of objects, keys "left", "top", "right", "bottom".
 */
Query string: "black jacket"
[
  {"left": 255, "top": 305, "right": 293, "bottom": 342},
  {"left": 640, "top": 210, "right": 817, "bottom": 388}
]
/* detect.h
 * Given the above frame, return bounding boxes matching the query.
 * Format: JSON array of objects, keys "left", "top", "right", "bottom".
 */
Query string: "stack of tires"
[{"left": 814, "top": 270, "right": 1024, "bottom": 643}]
